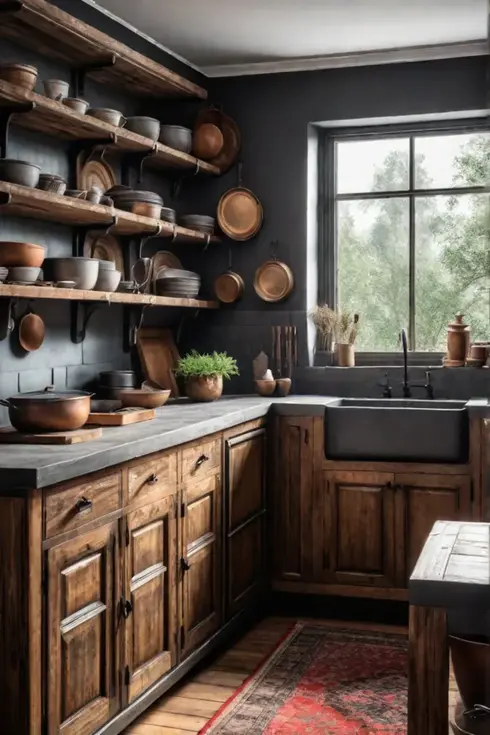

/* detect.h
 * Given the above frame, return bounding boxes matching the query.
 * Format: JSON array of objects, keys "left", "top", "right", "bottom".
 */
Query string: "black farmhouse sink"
[{"left": 325, "top": 398, "right": 468, "bottom": 463}]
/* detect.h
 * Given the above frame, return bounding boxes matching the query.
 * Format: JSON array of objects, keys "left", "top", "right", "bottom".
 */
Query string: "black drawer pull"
[
  {"left": 75, "top": 496, "right": 93, "bottom": 515},
  {"left": 146, "top": 473, "right": 159, "bottom": 485},
  {"left": 120, "top": 598, "right": 133, "bottom": 619},
  {"left": 194, "top": 454, "right": 209, "bottom": 470},
  {"left": 181, "top": 558, "right": 191, "bottom": 573}
]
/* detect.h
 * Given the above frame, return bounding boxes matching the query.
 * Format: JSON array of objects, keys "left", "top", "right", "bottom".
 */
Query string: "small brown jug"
[{"left": 447, "top": 313, "right": 468, "bottom": 363}]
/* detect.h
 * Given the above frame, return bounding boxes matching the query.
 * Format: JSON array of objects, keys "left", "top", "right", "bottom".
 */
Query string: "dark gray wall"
[
  {"left": 0, "top": 10, "right": 208, "bottom": 423},
  {"left": 181, "top": 57, "right": 489, "bottom": 394}
]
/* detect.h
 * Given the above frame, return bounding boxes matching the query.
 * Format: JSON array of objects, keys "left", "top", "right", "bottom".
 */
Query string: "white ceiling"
[{"left": 92, "top": 0, "right": 488, "bottom": 74}]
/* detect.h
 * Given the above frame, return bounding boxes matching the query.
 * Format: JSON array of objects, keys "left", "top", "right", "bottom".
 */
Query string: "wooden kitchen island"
[{"left": 0, "top": 396, "right": 488, "bottom": 735}]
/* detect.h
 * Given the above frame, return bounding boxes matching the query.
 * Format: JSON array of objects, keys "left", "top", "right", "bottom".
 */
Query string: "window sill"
[{"left": 314, "top": 351, "right": 444, "bottom": 368}]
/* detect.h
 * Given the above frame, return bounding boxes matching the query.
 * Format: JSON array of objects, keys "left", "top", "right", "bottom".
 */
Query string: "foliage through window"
[{"left": 326, "top": 126, "right": 490, "bottom": 352}]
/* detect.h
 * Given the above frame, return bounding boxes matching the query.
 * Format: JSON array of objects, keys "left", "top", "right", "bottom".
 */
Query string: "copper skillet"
[{"left": 217, "top": 162, "right": 263, "bottom": 241}]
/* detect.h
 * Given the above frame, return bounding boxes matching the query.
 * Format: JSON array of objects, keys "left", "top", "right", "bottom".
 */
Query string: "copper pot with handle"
[{"left": 0, "top": 386, "right": 93, "bottom": 433}]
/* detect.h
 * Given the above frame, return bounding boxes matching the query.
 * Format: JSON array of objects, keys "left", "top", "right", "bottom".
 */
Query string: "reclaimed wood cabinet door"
[
  {"left": 273, "top": 416, "right": 317, "bottom": 582},
  {"left": 124, "top": 494, "right": 177, "bottom": 703},
  {"left": 47, "top": 521, "right": 120, "bottom": 735},
  {"left": 181, "top": 472, "right": 222, "bottom": 658},
  {"left": 396, "top": 472, "right": 472, "bottom": 581},
  {"left": 322, "top": 470, "right": 403, "bottom": 588},
  {"left": 225, "top": 427, "right": 267, "bottom": 618}
]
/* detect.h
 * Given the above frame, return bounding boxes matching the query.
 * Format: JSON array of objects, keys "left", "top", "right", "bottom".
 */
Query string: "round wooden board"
[
  {"left": 217, "top": 187, "right": 263, "bottom": 241},
  {"left": 254, "top": 260, "right": 294, "bottom": 303},
  {"left": 79, "top": 159, "right": 116, "bottom": 193},
  {"left": 83, "top": 233, "right": 124, "bottom": 277},
  {"left": 151, "top": 251, "right": 183, "bottom": 287}
]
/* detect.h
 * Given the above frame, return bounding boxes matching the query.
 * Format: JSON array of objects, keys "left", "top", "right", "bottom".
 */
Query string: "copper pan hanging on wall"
[
  {"left": 254, "top": 242, "right": 294, "bottom": 303},
  {"left": 214, "top": 248, "right": 244, "bottom": 303},
  {"left": 217, "top": 162, "right": 263, "bottom": 241}
]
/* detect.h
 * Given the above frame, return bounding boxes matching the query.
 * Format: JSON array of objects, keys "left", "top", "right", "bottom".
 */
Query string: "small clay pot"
[
  {"left": 276, "top": 378, "right": 292, "bottom": 397},
  {"left": 62, "top": 97, "right": 89, "bottom": 114},
  {"left": 255, "top": 379, "right": 276, "bottom": 397},
  {"left": 336, "top": 343, "right": 355, "bottom": 367},
  {"left": 185, "top": 375, "right": 223, "bottom": 402},
  {"left": 43, "top": 79, "right": 69, "bottom": 100}
]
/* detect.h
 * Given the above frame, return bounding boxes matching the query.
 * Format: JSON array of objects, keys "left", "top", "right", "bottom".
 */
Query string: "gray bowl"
[
  {"left": 161, "top": 207, "right": 176, "bottom": 223},
  {"left": 125, "top": 116, "right": 160, "bottom": 141},
  {"left": 0, "top": 159, "right": 41, "bottom": 188},
  {"left": 159, "top": 125, "right": 192, "bottom": 153},
  {"left": 94, "top": 269, "right": 121, "bottom": 292},
  {"left": 155, "top": 268, "right": 201, "bottom": 281},
  {"left": 43, "top": 257, "right": 100, "bottom": 290},
  {"left": 97, "top": 259, "right": 116, "bottom": 271},
  {"left": 7, "top": 266, "right": 41, "bottom": 283}
]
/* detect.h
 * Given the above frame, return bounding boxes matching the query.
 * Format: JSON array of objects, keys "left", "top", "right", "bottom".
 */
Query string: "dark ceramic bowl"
[
  {"left": 124, "top": 116, "right": 160, "bottom": 141},
  {"left": 159, "top": 125, "right": 192, "bottom": 153},
  {"left": 0, "top": 158, "right": 41, "bottom": 188},
  {"left": 160, "top": 207, "right": 177, "bottom": 223},
  {"left": 99, "top": 370, "right": 136, "bottom": 388}
]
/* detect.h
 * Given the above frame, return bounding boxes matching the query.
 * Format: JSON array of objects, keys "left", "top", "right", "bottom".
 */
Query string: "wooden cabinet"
[
  {"left": 181, "top": 472, "right": 222, "bottom": 657},
  {"left": 46, "top": 521, "right": 120, "bottom": 735},
  {"left": 225, "top": 427, "right": 267, "bottom": 618},
  {"left": 321, "top": 470, "right": 402, "bottom": 588},
  {"left": 398, "top": 473, "right": 471, "bottom": 579},
  {"left": 273, "top": 416, "right": 317, "bottom": 582},
  {"left": 124, "top": 494, "right": 177, "bottom": 703}
]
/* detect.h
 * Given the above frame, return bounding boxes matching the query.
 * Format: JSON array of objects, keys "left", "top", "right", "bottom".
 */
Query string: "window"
[{"left": 321, "top": 124, "right": 490, "bottom": 354}]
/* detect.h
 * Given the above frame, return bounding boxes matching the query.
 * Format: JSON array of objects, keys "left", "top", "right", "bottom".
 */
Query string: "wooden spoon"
[{"left": 18, "top": 311, "right": 45, "bottom": 352}]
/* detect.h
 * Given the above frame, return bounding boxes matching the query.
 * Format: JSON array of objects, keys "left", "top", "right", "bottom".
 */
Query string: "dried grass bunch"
[{"left": 309, "top": 304, "right": 360, "bottom": 348}]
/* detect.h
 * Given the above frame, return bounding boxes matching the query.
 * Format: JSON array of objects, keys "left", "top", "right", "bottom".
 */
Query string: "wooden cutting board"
[
  {"left": 86, "top": 408, "right": 155, "bottom": 426},
  {"left": 0, "top": 426, "right": 103, "bottom": 444},
  {"left": 137, "top": 327, "right": 180, "bottom": 397}
]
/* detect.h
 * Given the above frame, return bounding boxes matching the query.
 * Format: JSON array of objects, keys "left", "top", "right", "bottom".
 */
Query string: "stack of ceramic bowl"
[
  {"left": 155, "top": 268, "right": 201, "bottom": 298},
  {"left": 160, "top": 207, "right": 177, "bottom": 224},
  {"left": 180, "top": 214, "right": 215, "bottom": 234},
  {"left": 108, "top": 188, "right": 163, "bottom": 219},
  {"left": 98, "top": 370, "right": 137, "bottom": 400},
  {"left": 0, "top": 267, "right": 8, "bottom": 283},
  {"left": 94, "top": 260, "right": 121, "bottom": 292}
]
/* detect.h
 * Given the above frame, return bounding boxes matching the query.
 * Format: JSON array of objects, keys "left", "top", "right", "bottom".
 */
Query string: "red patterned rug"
[{"left": 200, "top": 622, "right": 408, "bottom": 734}]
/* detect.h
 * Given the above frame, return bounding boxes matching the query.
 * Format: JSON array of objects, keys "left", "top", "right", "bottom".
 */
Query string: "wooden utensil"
[
  {"left": 137, "top": 327, "right": 180, "bottom": 396},
  {"left": 0, "top": 426, "right": 101, "bottom": 444},
  {"left": 83, "top": 232, "right": 124, "bottom": 277},
  {"left": 254, "top": 259, "right": 294, "bottom": 303},
  {"left": 86, "top": 407, "right": 155, "bottom": 426},
  {"left": 18, "top": 310, "right": 45, "bottom": 352}
]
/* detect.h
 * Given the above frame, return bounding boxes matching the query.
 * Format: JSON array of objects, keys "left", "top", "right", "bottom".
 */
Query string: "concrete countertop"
[{"left": 0, "top": 395, "right": 337, "bottom": 491}]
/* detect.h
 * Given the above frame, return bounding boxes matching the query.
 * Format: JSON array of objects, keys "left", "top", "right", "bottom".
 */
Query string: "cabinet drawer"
[
  {"left": 128, "top": 451, "right": 177, "bottom": 507},
  {"left": 182, "top": 438, "right": 221, "bottom": 484},
  {"left": 44, "top": 471, "right": 122, "bottom": 539}
]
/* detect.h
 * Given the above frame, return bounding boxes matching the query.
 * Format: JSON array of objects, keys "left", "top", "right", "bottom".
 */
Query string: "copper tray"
[
  {"left": 217, "top": 187, "right": 263, "bottom": 241},
  {"left": 254, "top": 259, "right": 294, "bottom": 303}
]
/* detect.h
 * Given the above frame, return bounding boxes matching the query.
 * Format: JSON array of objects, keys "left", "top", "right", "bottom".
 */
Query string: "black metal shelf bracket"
[
  {"left": 72, "top": 216, "right": 119, "bottom": 257},
  {"left": 121, "top": 144, "right": 159, "bottom": 186},
  {"left": 137, "top": 223, "right": 163, "bottom": 259},
  {"left": 172, "top": 160, "right": 201, "bottom": 199},
  {"left": 70, "top": 301, "right": 103, "bottom": 344},
  {"left": 72, "top": 55, "right": 117, "bottom": 98},
  {"left": 68, "top": 136, "right": 116, "bottom": 189},
  {"left": 0, "top": 192, "right": 12, "bottom": 207},
  {"left": 122, "top": 304, "right": 147, "bottom": 353},
  {"left": 0, "top": 298, "right": 16, "bottom": 342},
  {"left": 0, "top": 102, "right": 36, "bottom": 158}
]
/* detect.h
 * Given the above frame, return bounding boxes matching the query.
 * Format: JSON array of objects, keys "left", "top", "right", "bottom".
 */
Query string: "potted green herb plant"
[{"left": 175, "top": 351, "right": 239, "bottom": 402}]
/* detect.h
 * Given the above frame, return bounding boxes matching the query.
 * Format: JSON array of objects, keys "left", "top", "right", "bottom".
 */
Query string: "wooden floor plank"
[
  {"left": 176, "top": 682, "right": 235, "bottom": 703},
  {"left": 156, "top": 696, "right": 221, "bottom": 718},
  {"left": 137, "top": 710, "right": 207, "bottom": 731},
  {"left": 194, "top": 669, "right": 248, "bottom": 687}
]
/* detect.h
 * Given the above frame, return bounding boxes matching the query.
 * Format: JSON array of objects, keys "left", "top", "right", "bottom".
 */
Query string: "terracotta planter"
[
  {"left": 185, "top": 375, "right": 223, "bottom": 402},
  {"left": 336, "top": 343, "right": 355, "bottom": 367},
  {"left": 450, "top": 635, "right": 490, "bottom": 708}
]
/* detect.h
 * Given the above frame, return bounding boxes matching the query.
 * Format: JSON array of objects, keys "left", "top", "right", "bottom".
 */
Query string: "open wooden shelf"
[
  {"left": 0, "top": 182, "right": 220, "bottom": 244},
  {"left": 0, "top": 0, "right": 207, "bottom": 100},
  {"left": 0, "top": 81, "right": 220, "bottom": 176},
  {"left": 0, "top": 283, "right": 219, "bottom": 309}
]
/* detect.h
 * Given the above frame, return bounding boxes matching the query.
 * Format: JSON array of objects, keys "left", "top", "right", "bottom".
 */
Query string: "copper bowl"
[
  {"left": 120, "top": 388, "right": 170, "bottom": 409},
  {"left": 0, "top": 241, "right": 45, "bottom": 268}
]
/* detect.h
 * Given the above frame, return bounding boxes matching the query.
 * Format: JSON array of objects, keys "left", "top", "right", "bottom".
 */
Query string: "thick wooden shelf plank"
[
  {"left": 0, "top": 0, "right": 207, "bottom": 100},
  {"left": 0, "top": 81, "right": 220, "bottom": 175},
  {"left": 0, "top": 284, "right": 219, "bottom": 309},
  {"left": 0, "top": 182, "right": 220, "bottom": 244}
]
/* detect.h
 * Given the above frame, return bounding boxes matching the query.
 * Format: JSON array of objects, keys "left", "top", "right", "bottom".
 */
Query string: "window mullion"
[{"left": 409, "top": 136, "right": 416, "bottom": 351}]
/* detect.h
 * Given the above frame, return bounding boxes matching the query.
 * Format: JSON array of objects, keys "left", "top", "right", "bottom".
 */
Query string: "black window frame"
[{"left": 318, "top": 118, "right": 490, "bottom": 365}]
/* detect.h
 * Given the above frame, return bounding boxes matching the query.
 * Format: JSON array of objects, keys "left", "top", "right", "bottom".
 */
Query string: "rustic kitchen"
[{"left": 0, "top": 1, "right": 489, "bottom": 734}]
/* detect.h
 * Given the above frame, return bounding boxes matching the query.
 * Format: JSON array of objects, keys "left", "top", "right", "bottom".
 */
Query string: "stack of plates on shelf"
[
  {"left": 155, "top": 268, "right": 201, "bottom": 298},
  {"left": 0, "top": 267, "right": 8, "bottom": 283},
  {"left": 179, "top": 214, "right": 215, "bottom": 234}
]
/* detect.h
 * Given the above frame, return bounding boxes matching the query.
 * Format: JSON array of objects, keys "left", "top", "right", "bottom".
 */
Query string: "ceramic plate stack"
[
  {"left": 180, "top": 214, "right": 215, "bottom": 234},
  {"left": 155, "top": 268, "right": 201, "bottom": 298},
  {"left": 0, "top": 267, "right": 7, "bottom": 283}
]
